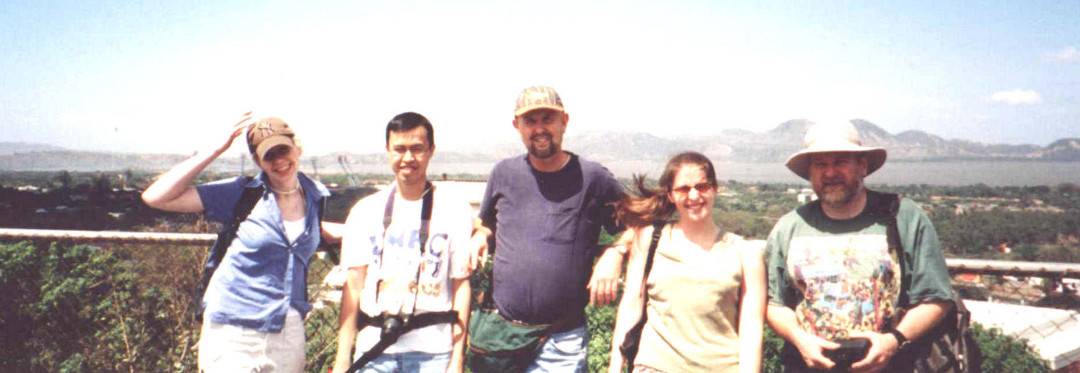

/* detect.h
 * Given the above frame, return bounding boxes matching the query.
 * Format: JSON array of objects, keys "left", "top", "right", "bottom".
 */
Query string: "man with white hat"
[{"left": 764, "top": 121, "right": 955, "bottom": 372}]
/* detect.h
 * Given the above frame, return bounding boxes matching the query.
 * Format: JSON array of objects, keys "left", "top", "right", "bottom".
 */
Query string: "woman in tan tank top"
[{"left": 608, "top": 151, "right": 766, "bottom": 373}]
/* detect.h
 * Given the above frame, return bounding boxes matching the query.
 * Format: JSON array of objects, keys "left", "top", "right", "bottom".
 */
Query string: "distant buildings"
[{"left": 786, "top": 188, "right": 816, "bottom": 204}]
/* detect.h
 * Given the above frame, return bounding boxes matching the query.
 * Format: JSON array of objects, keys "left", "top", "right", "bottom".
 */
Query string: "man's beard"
[
  {"left": 817, "top": 178, "right": 861, "bottom": 206},
  {"left": 527, "top": 134, "right": 559, "bottom": 159}
]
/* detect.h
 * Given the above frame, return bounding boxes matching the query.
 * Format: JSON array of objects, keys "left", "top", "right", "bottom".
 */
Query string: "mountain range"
[
  {"left": 547, "top": 119, "right": 1080, "bottom": 164},
  {"left": 2, "top": 119, "right": 1078, "bottom": 172}
]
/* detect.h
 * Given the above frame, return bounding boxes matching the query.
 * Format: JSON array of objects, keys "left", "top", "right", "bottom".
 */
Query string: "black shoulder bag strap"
[
  {"left": 620, "top": 221, "right": 665, "bottom": 367},
  {"left": 640, "top": 221, "right": 666, "bottom": 306},
  {"left": 196, "top": 177, "right": 263, "bottom": 321},
  {"left": 348, "top": 183, "right": 457, "bottom": 373}
]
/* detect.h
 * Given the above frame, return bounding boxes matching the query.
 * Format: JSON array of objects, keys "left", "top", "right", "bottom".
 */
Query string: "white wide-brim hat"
[{"left": 785, "top": 121, "right": 887, "bottom": 180}]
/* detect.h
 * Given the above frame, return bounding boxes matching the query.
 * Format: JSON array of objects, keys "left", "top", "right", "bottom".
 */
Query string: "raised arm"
[{"left": 141, "top": 113, "right": 253, "bottom": 213}]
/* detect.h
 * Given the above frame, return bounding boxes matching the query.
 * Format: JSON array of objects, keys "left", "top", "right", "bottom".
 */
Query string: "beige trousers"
[{"left": 198, "top": 308, "right": 305, "bottom": 373}]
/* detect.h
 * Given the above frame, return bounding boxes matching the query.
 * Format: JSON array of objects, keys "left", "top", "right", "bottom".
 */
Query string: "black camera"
[
  {"left": 380, "top": 314, "right": 407, "bottom": 339},
  {"left": 823, "top": 337, "right": 870, "bottom": 369}
]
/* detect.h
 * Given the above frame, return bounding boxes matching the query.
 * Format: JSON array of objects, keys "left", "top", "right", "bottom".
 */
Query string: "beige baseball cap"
[
  {"left": 514, "top": 86, "right": 565, "bottom": 116},
  {"left": 246, "top": 117, "right": 295, "bottom": 161}
]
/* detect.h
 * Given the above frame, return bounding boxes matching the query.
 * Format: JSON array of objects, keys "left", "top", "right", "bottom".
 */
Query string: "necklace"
[
  {"left": 557, "top": 153, "right": 572, "bottom": 170},
  {"left": 271, "top": 181, "right": 301, "bottom": 195}
]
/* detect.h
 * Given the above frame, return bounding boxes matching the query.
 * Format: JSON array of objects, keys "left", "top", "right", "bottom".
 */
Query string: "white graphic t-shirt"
[
  {"left": 786, "top": 234, "right": 900, "bottom": 339},
  {"left": 341, "top": 185, "right": 473, "bottom": 354}
]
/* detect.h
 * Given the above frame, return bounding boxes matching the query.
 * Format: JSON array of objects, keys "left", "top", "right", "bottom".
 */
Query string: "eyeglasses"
[{"left": 671, "top": 183, "right": 715, "bottom": 196}]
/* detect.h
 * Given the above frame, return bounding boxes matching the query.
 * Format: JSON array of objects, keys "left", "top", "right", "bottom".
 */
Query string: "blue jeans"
[
  {"left": 360, "top": 351, "right": 450, "bottom": 373},
  {"left": 526, "top": 325, "right": 588, "bottom": 373}
]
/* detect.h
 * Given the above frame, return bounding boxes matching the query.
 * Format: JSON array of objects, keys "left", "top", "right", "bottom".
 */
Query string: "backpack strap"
[
  {"left": 197, "top": 176, "right": 263, "bottom": 321},
  {"left": 878, "top": 192, "right": 976, "bottom": 372},
  {"left": 210, "top": 176, "right": 264, "bottom": 269},
  {"left": 877, "top": 192, "right": 910, "bottom": 308}
]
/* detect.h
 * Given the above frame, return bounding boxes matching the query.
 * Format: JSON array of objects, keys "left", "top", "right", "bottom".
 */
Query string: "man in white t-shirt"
[{"left": 333, "top": 112, "right": 473, "bottom": 373}]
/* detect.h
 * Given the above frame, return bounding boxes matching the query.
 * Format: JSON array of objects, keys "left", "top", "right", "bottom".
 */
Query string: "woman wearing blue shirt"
[{"left": 142, "top": 113, "right": 339, "bottom": 372}]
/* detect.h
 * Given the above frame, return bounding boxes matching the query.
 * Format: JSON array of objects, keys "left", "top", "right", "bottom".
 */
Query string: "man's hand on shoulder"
[
  {"left": 587, "top": 246, "right": 625, "bottom": 306},
  {"left": 469, "top": 218, "right": 492, "bottom": 272}
]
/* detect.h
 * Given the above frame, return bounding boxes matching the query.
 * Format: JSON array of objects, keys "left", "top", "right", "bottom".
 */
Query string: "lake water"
[{"left": 332, "top": 160, "right": 1080, "bottom": 186}]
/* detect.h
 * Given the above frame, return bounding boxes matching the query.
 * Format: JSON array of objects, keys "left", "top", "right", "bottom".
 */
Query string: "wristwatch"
[{"left": 886, "top": 328, "right": 910, "bottom": 350}]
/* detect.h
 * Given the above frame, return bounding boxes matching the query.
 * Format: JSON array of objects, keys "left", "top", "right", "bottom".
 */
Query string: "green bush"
[
  {"left": 972, "top": 323, "right": 1050, "bottom": 372},
  {"left": 305, "top": 305, "right": 341, "bottom": 372},
  {"left": 1, "top": 240, "right": 1056, "bottom": 373},
  {"left": 586, "top": 304, "right": 617, "bottom": 372},
  {"left": 0, "top": 241, "right": 194, "bottom": 372}
]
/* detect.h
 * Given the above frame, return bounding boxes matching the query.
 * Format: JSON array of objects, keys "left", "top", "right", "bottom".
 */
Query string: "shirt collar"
[{"left": 245, "top": 172, "right": 330, "bottom": 199}]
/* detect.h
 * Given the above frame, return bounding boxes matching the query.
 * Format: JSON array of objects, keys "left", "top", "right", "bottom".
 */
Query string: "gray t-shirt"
[{"left": 479, "top": 153, "right": 624, "bottom": 324}]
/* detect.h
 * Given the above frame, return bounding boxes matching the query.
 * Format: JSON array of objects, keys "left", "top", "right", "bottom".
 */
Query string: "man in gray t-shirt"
[{"left": 469, "top": 86, "right": 627, "bottom": 372}]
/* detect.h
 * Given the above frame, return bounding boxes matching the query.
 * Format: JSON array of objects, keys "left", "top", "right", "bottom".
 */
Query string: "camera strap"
[
  {"left": 347, "top": 182, "right": 454, "bottom": 373},
  {"left": 345, "top": 310, "right": 459, "bottom": 373},
  {"left": 374, "top": 182, "right": 434, "bottom": 311}
]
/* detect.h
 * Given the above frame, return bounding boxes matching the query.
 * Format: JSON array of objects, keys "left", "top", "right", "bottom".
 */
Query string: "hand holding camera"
[{"left": 823, "top": 337, "right": 871, "bottom": 369}]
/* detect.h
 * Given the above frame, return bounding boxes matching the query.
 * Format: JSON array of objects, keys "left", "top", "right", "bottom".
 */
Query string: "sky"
[{"left": 1, "top": 0, "right": 1077, "bottom": 157}]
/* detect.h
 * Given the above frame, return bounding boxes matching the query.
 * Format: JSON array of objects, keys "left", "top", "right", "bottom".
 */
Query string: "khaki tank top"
[{"left": 633, "top": 225, "right": 745, "bottom": 373}]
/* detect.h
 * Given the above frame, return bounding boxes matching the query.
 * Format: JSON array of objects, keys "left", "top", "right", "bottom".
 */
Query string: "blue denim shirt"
[{"left": 196, "top": 172, "right": 329, "bottom": 332}]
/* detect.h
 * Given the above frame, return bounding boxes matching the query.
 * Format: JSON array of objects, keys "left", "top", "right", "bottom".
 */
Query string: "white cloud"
[
  {"left": 990, "top": 89, "right": 1042, "bottom": 106},
  {"left": 1048, "top": 46, "right": 1080, "bottom": 63}
]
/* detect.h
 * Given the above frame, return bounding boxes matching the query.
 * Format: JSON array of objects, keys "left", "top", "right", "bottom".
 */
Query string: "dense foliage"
[
  {"left": 0, "top": 237, "right": 1061, "bottom": 372},
  {"left": 0, "top": 241, "right": 197, "bottom": 372}
]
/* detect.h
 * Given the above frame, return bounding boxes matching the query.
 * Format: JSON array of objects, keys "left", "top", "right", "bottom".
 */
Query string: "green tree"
[
  {"left": 53, "top": 170, "right": 73, "bottom": 191},
  {"left": 0, "top": 241, "right": 194, "bottom": 372}
]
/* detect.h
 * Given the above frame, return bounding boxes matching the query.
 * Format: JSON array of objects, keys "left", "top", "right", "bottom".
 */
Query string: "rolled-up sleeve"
[{"left": 195, "top": 177, "right": 245, "bottom": 224}]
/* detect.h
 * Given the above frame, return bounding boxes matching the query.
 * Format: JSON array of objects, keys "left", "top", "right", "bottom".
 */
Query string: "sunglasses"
[{"left": 671, "top": 182, "right": 715, "bottom": 195}]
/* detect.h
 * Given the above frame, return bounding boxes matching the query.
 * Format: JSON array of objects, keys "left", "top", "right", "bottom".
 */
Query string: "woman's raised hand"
[{"left": 217, "top": 111, "right": 255, "bottom": 154}]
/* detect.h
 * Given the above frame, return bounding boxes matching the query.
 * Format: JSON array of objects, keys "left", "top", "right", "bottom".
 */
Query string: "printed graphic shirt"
[
  {"left": 766, "top": 190, "right": 953, "bottom": 340},
  {"left": 341, "top": 184, "right": 473, "bottom": 354}
]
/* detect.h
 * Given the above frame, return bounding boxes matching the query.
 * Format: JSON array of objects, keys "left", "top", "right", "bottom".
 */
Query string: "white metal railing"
[
  {"left": 4, "top": 228, "right": 1080, "bottom": 278},
  {"left": 0, "top": 228, "right": 216, "bottom": 245}
]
